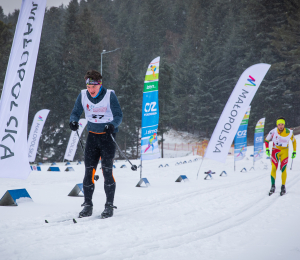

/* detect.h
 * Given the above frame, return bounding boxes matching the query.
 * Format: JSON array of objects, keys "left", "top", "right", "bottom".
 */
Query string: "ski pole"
[
  {"left": 196, "top": 156, "right": 204, "bottom": 180},
  {"left": 110, "top": 134, "right": 137, "bottom": 171},
  {"left": 290, "top": 158, "right": 293, "bottom": 170},
  {"left": 76, "top": 130, "right": 85, "bottom": 153},
  {"left": 76, "top": 130, "right": 99, "bottom": 181}
]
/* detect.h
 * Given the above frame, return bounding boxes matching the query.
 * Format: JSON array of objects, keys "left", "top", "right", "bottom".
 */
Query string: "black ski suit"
[{"left": 70, "top": 87, "right": 123, "bottom": 206}]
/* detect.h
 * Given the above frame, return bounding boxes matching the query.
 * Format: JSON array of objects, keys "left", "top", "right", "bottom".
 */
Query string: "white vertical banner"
[
  {"left": 0, "top": 0, "right": 47, "bottom": 179},
  {"left": 64, "top": 119, "right": 87, "bottom": 161},
  {"left": 205, "top": 63, "right": 271, "bottom": 163},
  {"left": 28, "top": 109, "right": 50, "bottom": 162}
]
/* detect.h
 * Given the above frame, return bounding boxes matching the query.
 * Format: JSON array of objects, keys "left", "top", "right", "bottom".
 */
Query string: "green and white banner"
[{"left": 141, "top": 57, "right": 160, "bottom": 160}]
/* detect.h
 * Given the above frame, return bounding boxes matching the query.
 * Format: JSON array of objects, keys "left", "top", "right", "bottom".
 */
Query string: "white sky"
[{"left": 0, "top": 0, "right": 72, "bottom": 15}]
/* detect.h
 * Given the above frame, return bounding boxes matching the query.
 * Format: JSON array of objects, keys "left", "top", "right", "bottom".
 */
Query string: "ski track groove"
[
  {"left": 0, "top": 173, "right": 268, "bottom": 236},
  {"left": 57, "top": 173, "right": 296, "bottom": 260},
  {"left": 0, "top": 173, "right": 267, "bottom": 233},
  {"left": 117, "top": 174, "right": 300, "bottom": 260},
  {"left": 118, "top": 173, "right": 267, "bottom": 214},
  {"left": 2, "top": 171, "right": 298, "bottom": 260}
]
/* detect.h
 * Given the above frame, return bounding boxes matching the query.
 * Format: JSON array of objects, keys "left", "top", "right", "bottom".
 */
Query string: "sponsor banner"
[
  {"left": 141, "top": 57, "right": 160, "bottom": 160},
  {"left": 28, "top": 109, "right": 50, "bottom": 162},
  {"left": 205, "top": 63, "right": 271, "bottom": 163},
  {"left": 141, "top": 135, "right": 160, "bottom": 160},
  {"left": 141, "top": 124, "right": 158, "bottom": 137},
  {"left": 144, "top": 81, "right": 158, "bottom": 93},
  {"left": 142, "top": 91, "right": 159, "bottom": 123},
  {"left": 234, "top": 106, "right": 251, "bottom": 161},
  {"left": 0, "top": 0, "right": 47, "bottom": 179},
  {"left": 64, "top": 119, "right": 87, "bottom": 161},
  {"left": 254, "top": 118, "right": 265, "bottom": 162}
]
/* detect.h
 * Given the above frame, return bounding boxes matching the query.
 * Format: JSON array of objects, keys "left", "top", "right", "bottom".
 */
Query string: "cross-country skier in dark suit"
[{"left": 69, "top": 70, "right": 123, "bottom": 218}]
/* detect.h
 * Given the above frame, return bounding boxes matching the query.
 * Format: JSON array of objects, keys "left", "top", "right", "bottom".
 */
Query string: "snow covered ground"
[{"left": 1, "top": 136, "right": 300, "bottom": 260}]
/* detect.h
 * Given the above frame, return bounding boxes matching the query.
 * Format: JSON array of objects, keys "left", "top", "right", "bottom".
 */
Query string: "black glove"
[
  {"left": 104, "top": 124, "right": 115, "bottom": 134},
  {"left": 69, "top": 121, "right": 79, "bottom": 131}
]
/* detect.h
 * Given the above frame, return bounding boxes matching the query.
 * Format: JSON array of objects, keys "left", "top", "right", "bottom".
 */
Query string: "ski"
[
  {"left": 100, "top": 215, "right": 112, "bottom": 219},
  {"left": 44, "top": 214, "right": 108, "bottom": 224},
  {"left": 45, "top": 218, "right": 77, "bottom": 224}
]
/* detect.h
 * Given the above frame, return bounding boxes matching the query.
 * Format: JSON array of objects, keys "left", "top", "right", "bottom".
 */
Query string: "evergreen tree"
[
  {"left": 30, "top": 7, "right": 66, "bottom": 162},
  {"left": 0, "top": 20, "right": 13, "bottom": 94},
  {"left": 4, "top": 9, "right": 19, "bottom": 28},
  {"left": 269, "top": 1, "right": 300, "bottom": 128},
  {"left": 116, "top": 48, "right": 141, "bottom": 158},
  {"left": 0, "top": 6, "right": 5, "bottom": 21},
  {"left": 157, "top": 61, "right": 173, "bottom": 157},
  {"left": 136, "top": 0, "right": 166, "bottom": 66},
  {"left": 172, "top": 37, "right": 198, "bottom": 132},
  {"left": 1, "top": 0, "right": 299, "bottom": 158}
]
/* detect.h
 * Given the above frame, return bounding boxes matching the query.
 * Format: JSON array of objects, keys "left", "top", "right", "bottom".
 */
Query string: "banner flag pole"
[
  {"left": 0, "top": 0, "right": 47, "bottom": 179},
  {"left": 139, "top": 57, "right": 160, "bottom": 183},
  {"left": 233, "top": 107, "right": 251, "bottom": 171},
  {"left": 28, "top": 109, "right": 50, "bottom": 163},
  {"left": 253, "top": 118, "right": 266, "bottom": 169},
  {"left": 64, "top": 119, "right": 87, "bottom": 161},
  {"left": 204, "top": 63, "right": 271, "bottom": 164}
]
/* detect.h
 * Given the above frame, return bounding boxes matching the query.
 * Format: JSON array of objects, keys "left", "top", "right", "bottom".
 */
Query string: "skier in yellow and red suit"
[{"left": 265, "top": 117, "right": 297, "bottom": 196}]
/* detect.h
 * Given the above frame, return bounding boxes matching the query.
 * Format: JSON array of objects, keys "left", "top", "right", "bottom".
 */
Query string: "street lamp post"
[
  {"left": 100, "top": 50, "right": 106, "bottom": 76},
  {"left": 100, "top": 48, "right": 120, "bottom": 76}
]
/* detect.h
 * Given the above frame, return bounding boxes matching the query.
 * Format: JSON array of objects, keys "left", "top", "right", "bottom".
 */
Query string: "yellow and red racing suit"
[{"left": 265, "top": 128, "right": 297, "bottom": 185}]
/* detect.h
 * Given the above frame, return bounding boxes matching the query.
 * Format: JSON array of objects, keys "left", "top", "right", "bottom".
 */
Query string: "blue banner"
[
  {"left": 253, "top": 118, "right": 265, "bottom": 162},
  {"left": 141, "top": 57, "right": 160, "bottom": 160},
  {"left": 234, "top": 107, "right": 251, "bottom": 161}
]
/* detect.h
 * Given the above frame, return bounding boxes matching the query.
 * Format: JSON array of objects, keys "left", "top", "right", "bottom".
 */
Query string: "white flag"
[
  {"left": 0, "top": 0, "right": 47, "bottom": 179},
  {"left": 28, "top": 109, "right": 50, "bottom": 162},
  {"left": 205, "top": 63, "right": 271, "bottom": 163},
  {"left": 64, "top": 119, "right": 87, "bottom": 161}
]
